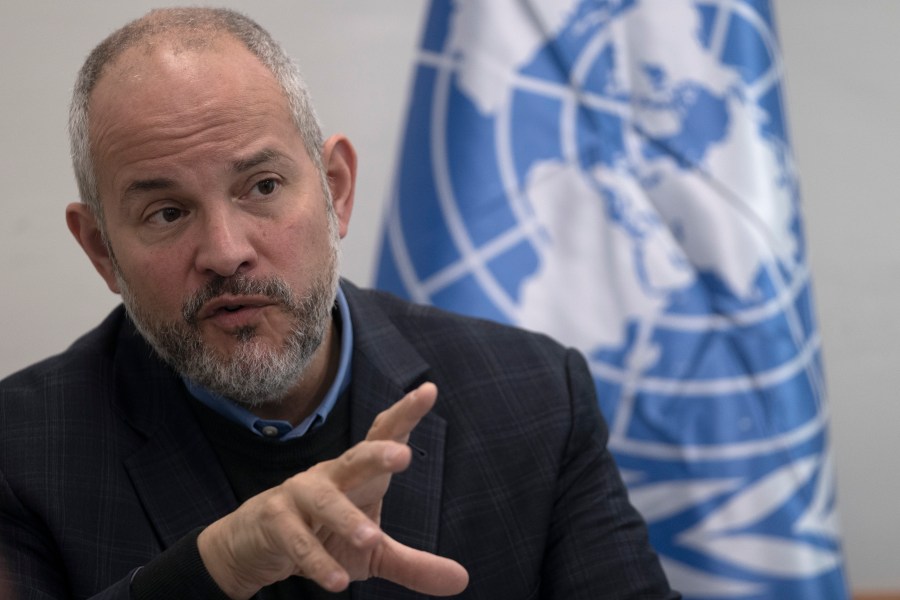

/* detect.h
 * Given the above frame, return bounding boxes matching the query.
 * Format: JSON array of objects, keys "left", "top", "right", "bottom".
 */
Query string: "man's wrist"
[{"left": 131, "top": 527, "right": 232, "bottom": 600}]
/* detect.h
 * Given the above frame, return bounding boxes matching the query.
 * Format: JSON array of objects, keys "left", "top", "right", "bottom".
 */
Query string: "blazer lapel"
[
  {"left": 344, "top": 284, "right": 448, "bottom": 600},
  {"left": 124, "top": 415, "right": 238, "bottom": 548},
  {"left": 113, "top": 320, "right": 237, "bottom": 549}
]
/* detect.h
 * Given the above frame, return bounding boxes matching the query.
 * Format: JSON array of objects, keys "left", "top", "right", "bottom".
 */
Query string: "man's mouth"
[
  {"left": 200, "top": 296, "right": 270, "bottom": 316},
  {"left": 197, "top": 296, "right": 275, "bottom": 328},
  {"left": 183, "top": 275, "right": 295, "bottom": 326}
]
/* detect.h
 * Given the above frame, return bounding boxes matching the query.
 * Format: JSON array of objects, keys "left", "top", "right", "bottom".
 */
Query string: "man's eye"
[
  {"left": 160, "top": 207, "right": 182, "bottom": 222},
  {"left": 254, "top": 179, "right": 278, "bottom": 195},
  {"left": 148, "top": 206, "right": 184, "bottom": 225}
]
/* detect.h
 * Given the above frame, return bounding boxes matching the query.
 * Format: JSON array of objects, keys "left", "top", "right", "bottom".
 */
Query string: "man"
[{"left": 0, "top": 7, "right": 677, "bottom": 599}]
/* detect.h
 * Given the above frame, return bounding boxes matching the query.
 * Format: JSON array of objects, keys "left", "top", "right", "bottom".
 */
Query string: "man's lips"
[{"left": 198, "top": 295, "right": 275, "bottom": 326}]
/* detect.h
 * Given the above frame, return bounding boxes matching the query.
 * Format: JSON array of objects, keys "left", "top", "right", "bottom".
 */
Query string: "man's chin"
[
  {"left": 178, "top": 348, "right": 301, "bottom": 406},
  {"left": 197, "top": 325, "right": 269, "bottom": 351}
]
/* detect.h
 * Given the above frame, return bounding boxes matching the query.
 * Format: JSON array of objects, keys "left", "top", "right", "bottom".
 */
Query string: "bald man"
[{"left": 0, "top": 8, "right": 676, "bottom": 599}]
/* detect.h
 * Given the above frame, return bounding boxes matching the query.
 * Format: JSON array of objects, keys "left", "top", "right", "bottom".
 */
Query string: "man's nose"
[{"left": 193, "top": 206, "right": 257, "bottom": 278}]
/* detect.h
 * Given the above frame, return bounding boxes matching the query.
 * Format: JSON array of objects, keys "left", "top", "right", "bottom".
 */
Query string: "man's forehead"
[
  {"left": 97, "top": 32, "right": 251, "bottom": 87},
  {"left": 87, "top": 33, "right": 283, "bottom": 131},
  {"left": 84, "top": 31, "right": 302, "bottom": 193}
]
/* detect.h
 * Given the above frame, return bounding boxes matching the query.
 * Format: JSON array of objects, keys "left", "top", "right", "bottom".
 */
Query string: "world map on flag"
[{"left": 376, "top": 1, "right": 847, "bottom": 596}]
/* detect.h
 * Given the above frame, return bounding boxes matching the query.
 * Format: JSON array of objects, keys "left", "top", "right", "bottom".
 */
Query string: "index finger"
[{"left": 365, "top": 382, "right": 438, "bottom": 444}]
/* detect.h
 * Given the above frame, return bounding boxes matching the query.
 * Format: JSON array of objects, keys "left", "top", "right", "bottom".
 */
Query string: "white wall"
[
  {"left": 775, "top": 2, "right": 900, "bottom": 591},
  {"left": 0, "top": 1, "right": 896, "bottom": 591}
]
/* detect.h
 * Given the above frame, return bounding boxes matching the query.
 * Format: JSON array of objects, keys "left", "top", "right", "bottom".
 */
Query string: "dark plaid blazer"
[{"left": 0, "top": 281, "right": 676, "bottom": 599}]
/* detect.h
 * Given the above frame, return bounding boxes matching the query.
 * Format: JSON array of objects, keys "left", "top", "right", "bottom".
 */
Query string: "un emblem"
[{"left": 377, "top": 0, "right": 847, "bottom": 596}]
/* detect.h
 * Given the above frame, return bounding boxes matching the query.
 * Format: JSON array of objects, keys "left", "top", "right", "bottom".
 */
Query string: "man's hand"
[{"left": 197, "top": 382, "right": 469, "bottom": 599}]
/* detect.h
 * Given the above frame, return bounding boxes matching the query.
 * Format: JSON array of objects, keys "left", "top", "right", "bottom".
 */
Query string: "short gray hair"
[{"left": 68, "top": 7, "right": 325, "bottom": 225}]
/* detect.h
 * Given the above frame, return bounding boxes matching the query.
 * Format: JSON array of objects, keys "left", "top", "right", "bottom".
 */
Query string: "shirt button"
[{"left": 261, "top": 425, "right": 280, "bottom": 438}]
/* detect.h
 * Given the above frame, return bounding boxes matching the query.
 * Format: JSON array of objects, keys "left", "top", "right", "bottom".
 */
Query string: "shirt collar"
[{"left": 184, "top": 285, "right": 353, "bottom": 441}]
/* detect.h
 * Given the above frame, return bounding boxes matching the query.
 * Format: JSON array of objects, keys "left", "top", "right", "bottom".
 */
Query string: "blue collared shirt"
[{"left": 184, "top": 286, "right": 353, "bottom": 441}]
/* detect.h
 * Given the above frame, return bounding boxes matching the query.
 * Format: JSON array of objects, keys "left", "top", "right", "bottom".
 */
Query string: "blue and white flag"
[{"left": 375, "top": 1, "right": 848, "bottom": 597}]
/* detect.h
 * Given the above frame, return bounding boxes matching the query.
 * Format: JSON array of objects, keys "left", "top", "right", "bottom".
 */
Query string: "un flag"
[{"left": 376, "top": 1, "right": 848, "bottom": 597}]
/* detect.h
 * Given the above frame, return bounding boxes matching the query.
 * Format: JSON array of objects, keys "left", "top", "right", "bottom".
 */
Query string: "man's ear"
[
  {"left": 65, "top": 202, "right": 121, "bottom": 294},
  {"left": 322, "top": 134, "right": 357, "bottom": 239}
]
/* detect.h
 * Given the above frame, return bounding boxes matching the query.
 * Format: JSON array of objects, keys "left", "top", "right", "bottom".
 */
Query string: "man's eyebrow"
[
  {"left": 120, "top": 149, "right": 287, "bottom": 200},
  {"left": 123, "top": 178, "right": 177, "bottom": 200},
  {"left": 232, "top": 148, "right": 286, "bottom": 173}
]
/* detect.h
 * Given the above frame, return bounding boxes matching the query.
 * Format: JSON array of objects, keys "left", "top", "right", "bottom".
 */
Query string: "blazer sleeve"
[
  {"left": 539, "top": 349, "right": 679, "bottom": 599},
  {"left": 1, "top": 468, "right": 227, "bottom": 600},
  {"left": 0, "top": 466, "right": 133, "bottom": 600}
]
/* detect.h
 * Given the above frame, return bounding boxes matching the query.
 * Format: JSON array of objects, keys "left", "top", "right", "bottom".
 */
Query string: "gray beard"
[{"left": 117, "top": 268, "right": 339, "bottom": 408}]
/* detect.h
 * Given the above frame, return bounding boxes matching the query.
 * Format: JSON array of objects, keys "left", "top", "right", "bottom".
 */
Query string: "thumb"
[{"left": 372, "top": 535, "right": 469, "bottom": 596}]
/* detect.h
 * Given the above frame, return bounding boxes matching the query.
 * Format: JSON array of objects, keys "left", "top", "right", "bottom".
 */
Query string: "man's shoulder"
[
  {"left": 344, "top": 282, "right": 576, "bottom": 388},
  {"left": 346, "top": 282, "right": 565, "bottom": 351},
  {"left": 0, "top": 306, "right": 128, "bottom": 402}
]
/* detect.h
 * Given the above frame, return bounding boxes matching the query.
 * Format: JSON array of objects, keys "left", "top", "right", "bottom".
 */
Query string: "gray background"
[{"left": 1, "top": 1, "right": 896, "bottom": 591}]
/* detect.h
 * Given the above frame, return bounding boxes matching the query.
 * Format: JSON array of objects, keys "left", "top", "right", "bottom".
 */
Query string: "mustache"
[{"left": 182, "top": 275, "right": 294, "bottom": 324}]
